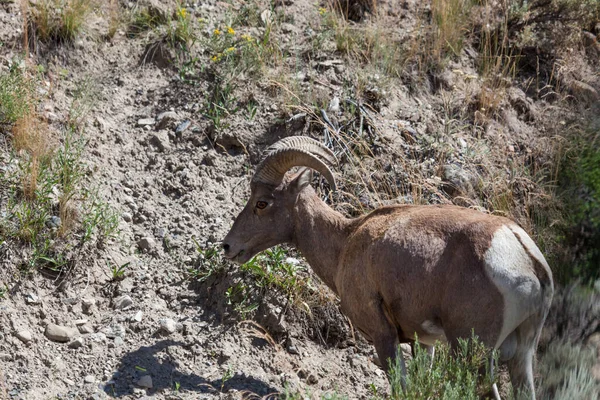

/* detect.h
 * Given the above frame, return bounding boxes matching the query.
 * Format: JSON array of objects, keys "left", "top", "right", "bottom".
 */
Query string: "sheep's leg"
[
  {"left": 489, "top": 354, "right": 501, "bottom": 400},
  {"left": 373, "top": 334, "right": 404, "bottom": 385}
]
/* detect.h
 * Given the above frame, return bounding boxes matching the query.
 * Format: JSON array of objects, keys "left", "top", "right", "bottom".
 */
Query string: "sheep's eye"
[{"left": 256, "top": 201, "right": 268, "bottom": 210}]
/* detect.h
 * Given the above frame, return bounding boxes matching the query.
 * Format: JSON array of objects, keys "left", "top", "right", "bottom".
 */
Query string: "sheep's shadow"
[{"left": 103, "top": 339, "right": 280, "bottom": 398}]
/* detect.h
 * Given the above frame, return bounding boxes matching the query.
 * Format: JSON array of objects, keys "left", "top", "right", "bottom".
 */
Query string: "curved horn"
[
  {"left": 253, "top": 137, "right": 337, "bottom": 190},
  {"left": 263, "top": 136, "right": 337, "bottom": 168}
]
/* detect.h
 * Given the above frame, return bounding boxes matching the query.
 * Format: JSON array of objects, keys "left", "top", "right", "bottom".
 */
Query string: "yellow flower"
[
  {"left": 178, "top": 8, "right": 187, "bottom": 18},
  {"left": 318, "top": 7, "right": 327, "bottom": 15},
  {"left": 241, "top": 34, "right": 253, "bottom": 42},
  {"left": 227, "top": 26, "right": 235, "bottom": 35},
  {"left": 211, "top": 53, "right": 222, "bottom": 62},
  {"left": 225, "top": 47, "right": 235, "bottom": 53},
  {"left": 214, "top": 28, "right": 221, "bottom": 36}
]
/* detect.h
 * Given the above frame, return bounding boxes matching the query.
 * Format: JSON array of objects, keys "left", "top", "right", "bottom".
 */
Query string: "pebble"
[
  {"left": 137, "top": 237, "right": 155, "bottom": 251},
  {"left": 45, "top": 324, "right": 78, "bottom": 342},
  {"left": 287, "top": 345, "right": 299, "bottom": 355},
  {"left": 26, "top": 293, "right": 40, "bottom": 304},
  {"left": 103, "top": 324, "right": 126, "bottom": 339},
  {"left": 149, "top": 131, "right": 171, "bottom": 152},
  {"left": 137, "top": 375, "right": 153, "bottom": 388},
  {"left": 131, "top": 310, "right": 143, "bottom": 322},
  {"left": 137, "top": 118, "right": 155, "bottom": 127},
  {"left": 113, "top": 336, "right": 125, "bottom": 347},
  {"left": 0, "top": 353, "right": 12, "bottom": 361},
  {"left": 122, "top": 212, "right": 133, "bottom": 222},
  {"left": 68, "top": 337, "right": 85, "bottom": 349},
  {"left": 175, "top": 120, "right": 191, "bottom": 135},
  {"left": 113, "top": 295, "right": 133, "bottom": 310},
  {"left": 156, "top": 111, "right": 178, "bottom": 130},
  {"left": 45, "top": 215, "right": 61, "bottom": 229},
  {"left": 84, "top": 375, "right": 95, "bottom": 384},
  {"left": 159, "top": 318, "right": 177, "bottom": 334},
  {"left": 78, "top": 324, "right": 94, "bottom": 334},
  {"left": 15, "top": 330, "right": 32, "bottom": 343}
]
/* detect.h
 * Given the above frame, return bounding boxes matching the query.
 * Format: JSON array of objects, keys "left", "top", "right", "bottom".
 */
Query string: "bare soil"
[{"left": 0, "top": 0, "right": 599, "bottom": 399}]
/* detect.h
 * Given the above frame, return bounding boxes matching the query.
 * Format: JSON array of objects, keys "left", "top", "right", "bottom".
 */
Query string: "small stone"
[
  {"left": 68, "top": 337, "right": 85, "bottom": 349},
  {"left": 149, "top": 131, "right": 171, "bottom": 152},
  {"left": 137, "top": 237, "right": 155, "bottom": 251},
  {"left": 159, "top": 318, "right": 177, "bottom": 334},
  {"left": 328, "top": 96, "right": 340, "bottom": 113},
  {"left": 122, "top": 212, "right": 133, "bottom": 222},
  {"left": 287, "top": 345, "right": 299, "bottom": 355},
  {"left": 113, "top": 336, "right": 125, "bottom": 347},
  {"left": 137, "top": 375, "right": 153, "bottom": 388},
  {"left": 82, "top": 297, "right": 97, "bottom": 315},
  {"left": 78, "top": 324, "right": 94, "bottom": 334},
  {"left": 156, "top": 111, "right": 178, "bottom": 130},
  {"left": 73, "top": 319, "right": 88, "bottom": 326},
  {"left": 103, "top": 324, "right": 126, "bottom": 339},
  {"left": 285, "top": 257, "right": 300, "bottom": 266},
  {"left": 46, "top": 215, "right": 61, "bottom": 229},
  {"left": 63, "top": 377, "right": 75, "bottom": 386},
  {"left": 45, "top": 324, "right": 78, "bottom": 342},
  {"left": 0, "top": 353, "right": 12, "bottom": 361},
  {"left": 175, "top": 120, "right": 191, "bottom": 136},
  {"left": 113, "top": 295, "right": 133, "bottom": 310},
  {"left": 137, "top": 118, "right": 155, "bottom": 127},
  {"left": 84, "top": 375, "right": 95, "bottom": 384},
  {"left": 26, "top": 293, "right": 40, "bottom": 304},
  {"left": 15, "top": 330, "right": 32, "bottom": 343},
  {"left": 131, "top": 311, "right": 143, "bottom": 322}
]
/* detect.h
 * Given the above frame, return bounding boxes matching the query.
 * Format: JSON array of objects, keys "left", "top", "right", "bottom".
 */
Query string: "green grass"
[
  {"left": 0, "top": 61, "right": 119, "bottom": 273},
  {"left": 30, "top": 0, "right": 94, "bottom": 44}
]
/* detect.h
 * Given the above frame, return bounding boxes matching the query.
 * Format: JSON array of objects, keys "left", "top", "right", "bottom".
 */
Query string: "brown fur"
[{"left": 223, "top": 170, "right": 553, "bottom": 398}]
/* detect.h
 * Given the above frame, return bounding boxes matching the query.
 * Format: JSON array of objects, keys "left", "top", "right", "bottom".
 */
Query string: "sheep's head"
[{"left": 222, "top": 136, "right": 337, "bottom": 264}]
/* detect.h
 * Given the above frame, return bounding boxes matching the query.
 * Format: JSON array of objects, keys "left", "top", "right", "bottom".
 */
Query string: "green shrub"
[{"left": 390, "top": 336, "right": 495, "bottom": 400}]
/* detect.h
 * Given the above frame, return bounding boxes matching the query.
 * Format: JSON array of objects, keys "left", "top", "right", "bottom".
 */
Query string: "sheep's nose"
[{"left": 222, "top": 243, "right": 230, "bottom": 252}]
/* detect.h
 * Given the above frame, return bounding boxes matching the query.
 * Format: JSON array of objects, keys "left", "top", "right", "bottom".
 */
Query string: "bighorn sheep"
[{"left": 222, "top": 136, "right": 554, "bottom": 398}]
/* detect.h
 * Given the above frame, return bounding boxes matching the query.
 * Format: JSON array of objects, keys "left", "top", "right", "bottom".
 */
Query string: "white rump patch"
[{"left": 484, "top": 225, "right": 541, "bottom": 350}]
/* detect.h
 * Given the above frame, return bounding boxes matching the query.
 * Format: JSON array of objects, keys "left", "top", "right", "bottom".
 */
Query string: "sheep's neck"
[{"left": 292, "top": 189, "right": 350, "bottom": 295}]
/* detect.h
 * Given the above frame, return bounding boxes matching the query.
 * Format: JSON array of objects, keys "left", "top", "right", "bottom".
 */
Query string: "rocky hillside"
[{"left": 0, "top": 0, "right": 599, "bottom": 399}]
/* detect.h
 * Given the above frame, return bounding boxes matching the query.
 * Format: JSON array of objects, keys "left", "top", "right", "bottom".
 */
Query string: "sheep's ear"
[{"left": 289, "top": 167, "right": 312, "bottom": 195}]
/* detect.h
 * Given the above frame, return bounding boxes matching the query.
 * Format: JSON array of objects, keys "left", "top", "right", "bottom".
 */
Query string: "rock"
[
  {"left": 45, "top": 324, "right": 78, "bottom": 342},
  {"left": 569, "top": 80, "right": 599, "bottom": 104},
  {"left": 137, "top": 118, "right": 155, "bottom": 127},
  {"left": 131, "top": 310, "right": 143, "bottom": 322},
  {"left": 26, "top": 293, "right": 40, "bottom": 304},
  {"left": 113, "top": 336, "right": 125, "bottom": 347},
  {"left": 122, "top": 212, "right": 133, "bottom": 222},
  {"left": 287, "top": 345, "right": 299, "bottom": 355},
  {"left": 137, "top": 375, "right": 153, "bottom": 389},
  {"left": 45, "top": 215, "right": 61, "bottom": 229},
  {"left": 78, "top": 324, "right": 94, "bottom": 334},
  {"left": 103, "top": 324, "right": 126, "bottom": 339},
  {"left": 137, "top": 237, "right": 155, "bottom": 251},
  {"left": 261, "top": 9, "right": 273, "bottom": 26},
  {"left": 84, "top": 375, "right": 95, "bottom": 384},
  {"left": 175, "top": 120, "right": 191, "bottom": 136},
  {"left": 159, "top": 318, "right": 177, "bottom": 334},
  {"left": 15, "top": 330, "right": 32, "bottom": 343},
  {"left": 113, "top": 295, "right": 133, "bottom": 310},
  {"left": 328, "top": 97, "right": 340, "bottom": 113},
  {"left": 155, "top": 111, "right": 178, "bottom": 130},
  {"left": 442, "top": 164, "right": 477, "bottom": 196},
  {"left": 149, "top": 131, "right": 171, "bottom": 152},
  {"left": 0, "top": 353, "right": 12, "bottom": 361},
  {"left": 82, "top": 297, "right": 97, "bottom": 315},
  {"left": 68, "top": 337, "right": 85, "bottom": 349}
]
